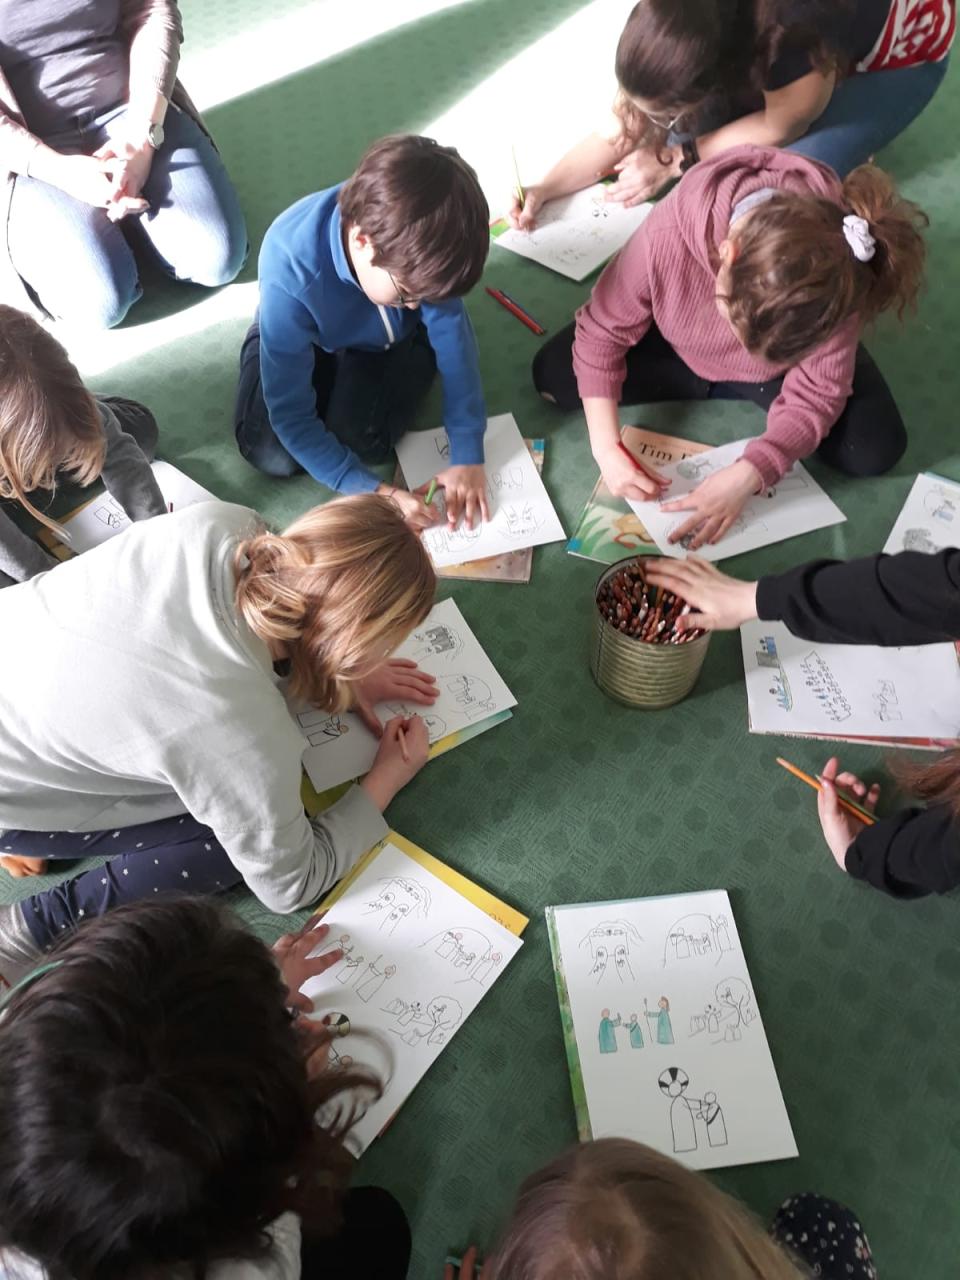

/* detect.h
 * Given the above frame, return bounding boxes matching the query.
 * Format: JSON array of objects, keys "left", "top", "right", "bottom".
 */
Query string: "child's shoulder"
[{"left": 260, "top": 186, "right": 343, "bottom": 281}]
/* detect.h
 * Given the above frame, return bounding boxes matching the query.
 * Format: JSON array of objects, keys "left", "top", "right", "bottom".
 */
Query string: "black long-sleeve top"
[{"left": 756, "top": 549, "right": 960, "bottom": 898}]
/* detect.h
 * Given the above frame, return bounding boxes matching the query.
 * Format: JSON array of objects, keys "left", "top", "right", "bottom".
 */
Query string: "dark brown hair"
[
  {"left": 489, "top": 1139, "right": 804, "bottom": 1280},
  {"left": 338, "top": 134, "right": 490, "bottom": 300},
  {"left": 0, "top": 304, "right": 104, "bottom": 530},
  {"left": 894, "top": 748, "right": 960, "bottom": 820},
  {"left": 0, "top": 899, "right": 380, "bottom": 1280},
  {"left": 614, "top": 0, "right": 848, "bottom": 146},
  {"left": 722, "top": 165, "right": 928, "bottom": 365}
]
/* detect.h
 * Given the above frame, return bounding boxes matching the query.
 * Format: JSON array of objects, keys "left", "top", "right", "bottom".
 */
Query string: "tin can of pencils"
[{"left": 590, "top": 557, "right": 711, "bottom": 709}]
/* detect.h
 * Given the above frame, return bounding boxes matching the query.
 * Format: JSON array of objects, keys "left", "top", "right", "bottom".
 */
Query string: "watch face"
[{"left": 148, "top": 122, "right": 165, "bottom": 149}]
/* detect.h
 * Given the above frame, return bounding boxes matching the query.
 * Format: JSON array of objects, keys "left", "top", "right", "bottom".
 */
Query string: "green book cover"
[{"left": 545, "top": 905, "right": 593, "bottom": 1141}]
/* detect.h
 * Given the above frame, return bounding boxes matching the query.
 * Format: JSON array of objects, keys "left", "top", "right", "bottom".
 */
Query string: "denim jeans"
[{"left": 7, "top": 101, "right": 248, "bottom": 328}]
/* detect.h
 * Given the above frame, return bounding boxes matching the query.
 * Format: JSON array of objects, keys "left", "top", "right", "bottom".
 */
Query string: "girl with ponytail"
[
  {"left": 534, "top": 145, "right": 926, "bottom": 547},
  {"left": 0, "top": 494, "right": 437, "bottom": 981},
  {"left": 509, "top": 0, "right": 952, "bottom": 225}
]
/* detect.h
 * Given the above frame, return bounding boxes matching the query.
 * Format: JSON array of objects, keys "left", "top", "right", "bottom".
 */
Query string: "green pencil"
[
  {"left": 424, "top": 478, "right": 438, "bottom": 507},
  {"left": 512, "top": 144, "right": 525, "bottom": 211}
]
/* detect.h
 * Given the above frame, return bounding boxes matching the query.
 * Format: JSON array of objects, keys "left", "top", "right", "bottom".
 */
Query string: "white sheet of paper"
[
  {"left": 493, "top": 185, "right": 653, "bottom": 281},
  {"left": 883, "top": 472, "right": 960, "bottom": 555},
  {"left": 549, "top": 890, "right": 796, "bottom": 1170},
  {"left": 59, "top": 461, "right": 217, "bottom": 553},
  {"left": 301, "top": 838, "right": 522, "bottom": 1154},
  {"left": 740, "top": 619, "right": 960, "bottom": 740},
  {"left": 626, "top": 440, "right": 846, "bottom": 561},
  {"left": 299, "top": 598, "right": 517, "bottom": 791},
  {"left": 395, "top": 413, "right": 565, "bottom": 568}
]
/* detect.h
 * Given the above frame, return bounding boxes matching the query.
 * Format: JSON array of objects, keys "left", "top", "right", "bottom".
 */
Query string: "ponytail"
[
  {"left": 234, "top": 494, "right": 436, "bottom": 711},
  {"left": 841, "top": 165, "right": 928, "bottom": 323}
]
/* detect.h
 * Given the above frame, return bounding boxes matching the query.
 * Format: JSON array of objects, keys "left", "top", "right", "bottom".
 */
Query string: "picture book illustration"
[
  {"left": 546, "top": 890, "right": 796, "bottom": 1170},
  {"left": 490, "top": 184, "right": 653, "bottom": 282},
  {"left": 567, "top": 427, "right": 711, "bottom": 564},
  {"left": 627, "top": 440, "right": 846, "bottom": 561},
  {"left": 42, "top": 461, "right": 217, "bottom": 556},
  {"left": 740, "top": 620, "right": 960, "bottom": 744},
  {"left": 297, "top": 598, "right": 517, "bottom": 792},
  {"left": 883, "top": 472, "right": 960, "bottom": 556},
  {"left": 395, "top": 414, "right": 564, "bottom": 569},
  {"left": 300, "top": 836, "right": 524, "bottom": 1154}
]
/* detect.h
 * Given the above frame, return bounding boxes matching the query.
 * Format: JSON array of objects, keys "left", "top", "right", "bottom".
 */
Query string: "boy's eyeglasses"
[{"left": 387, "top": 270, "right": 419, "bottom": 309}]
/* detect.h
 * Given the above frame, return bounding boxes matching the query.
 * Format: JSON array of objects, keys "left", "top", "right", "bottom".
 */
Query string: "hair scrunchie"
[{"left": 842, "top": 214, "right": 876, "bottom": 263}]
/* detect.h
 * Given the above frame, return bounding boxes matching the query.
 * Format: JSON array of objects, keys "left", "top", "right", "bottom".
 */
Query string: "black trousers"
[
  {"left": 533, "top": 321, "right": 906, "bottom": 478},
  {"left": 301, "top": 1187, "right": 411, "bottom": 1279}
]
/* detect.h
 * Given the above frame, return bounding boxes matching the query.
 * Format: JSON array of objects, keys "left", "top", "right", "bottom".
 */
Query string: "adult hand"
[
  {"left": 507, "top": 183, "right": 553, "bottom": 230},
  {"left": 47, "top": 152, "right": 148, "bottom": 216},
  {"left": 273, "top": 917, "right": 344, "bottom": 1012},
  {"left": 434, "top": 464, "right": 490, "bottom": 529},
  {"left": 353, "top": 659, "right": 439, "bottom": 736},
  {"left": 606, "top": 145, "right": 681, "bottom": 206},
  {"left": 818, "top": 756, "right": 880, "bottom": 870},
  {"left": 378, "top": 484, "right": 442, "bottom": 532},
  {"left": 597, "top": 442, "right": 669, "bottom": 503},
  {"left": 641, "top": 557, "right": 759, "bottom": 632},
  {"left": 661, "top": 458, "right": 761, "bottom": 550},
  {"left": 444, "top": 1246, "right": 493, "bottom": 1279},
  {"left": 360, "top": 714, "right": 431, "bottom": 810},
  {"left": 94, "top": 137, "right": 154, "bottom": 217}
]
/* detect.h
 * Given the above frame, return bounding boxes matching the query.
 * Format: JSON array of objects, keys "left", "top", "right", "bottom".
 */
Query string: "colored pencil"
[
  {"left": 485, "top": 286, "right": 546, "bottom": 336},
  {"left": 617, "top": 440, "right": 642, "bottom": 470},
  {"left": 424, "top": 478, "right": 438, "bottom": 507},
  {"left": 511, "top": 144, "right": 525, "bottom": 210},
  {"left": 167, "top": 501, "right": 174, "bottom": 512},
  {"left": 775, "top": 757, "right": 876, "bottom": 825},
  {"left": 499, "top": 288, "right": 546, "bottom": 332},
  {"left": 398, "top": 726, "right": 410, "bottom": 764}
]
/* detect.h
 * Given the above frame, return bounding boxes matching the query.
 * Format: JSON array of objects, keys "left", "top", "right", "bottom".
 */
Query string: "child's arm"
[
  {"left": 98, "top": 403, "right": 166, "bottom": 520},
  {"left": 0, "top": 507, "right": 57, "bottom": 583},
  {"left": 509, "top": 130, "right": 631, "bottom": 229}
]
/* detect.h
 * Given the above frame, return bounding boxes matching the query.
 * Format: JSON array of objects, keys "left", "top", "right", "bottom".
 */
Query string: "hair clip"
[
  {"left": 842, "top": 214, "right": 876, "bottom": 263},
  {"left": 237, "top": 552, "right": 251, "bottom": 571}
]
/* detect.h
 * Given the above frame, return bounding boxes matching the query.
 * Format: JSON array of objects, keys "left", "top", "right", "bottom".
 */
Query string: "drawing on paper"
[
  {"left": 580, "top": 920, "right": 643, "bottom": 984},
  {"left": 924, "top": 485, "right": 958, "bottom": 523},
  {"left": 424, "top": 521, "right": 482, "bottom": 558},
  {"left": 902, "top": 527, "right": 940, "bottom": 554},
  {"left": 799, "top": 650, "right": 852, "bottom": 724},
  {"left": 669, "top": 511, "right": 761, "bottom": 551},
  {"left": 324, "top": 1012, "right": 355, "bottom": 1069},
  {"left": 662, "top": 913, "right": 734, "bottom": 968},
  {"left": 420, "top": 927, "right": 503, "bottom": 987},
  {"left": 753, "top": 633, "right": 793, "bottom": 711},
  {"left": 411, "top": 621, "right": 463, "bottom": 661},
  {"left": 644, "top": 995, "right": 675, "bottom": 1044},
  {"left": 353, "top": 954, "right": 397, "bottom": 1003},
  {"left": 297, "top": 710, "right": 350, "bottom": 747},
  {"left": 440, "top": 673, "right": 494, "bottom": 720},
  {"left": 626, "top": 1012, "right": 645, "bottom": 1048},
  {"left": 598, "top": 1009, "right": 621, "bottom": 1053},
  {"left": 658, "top": 1067, "right": 728, "bottom": 1153},
  {"left": 690, "top": 978, "right": 756, "bottom": 1043},
  {"left": 435, "top": 437, "right": 450, "bottom": 460},
  {"left": 757, "top": 471, "right": 809, "bottom": 499},
  {"left": 363, "top": 877, "right": 432, "bottom": 934},
  {"left": 384, "top": 994, "right": 463, "bottom": 1047},
  {"left": 500, "top": 502, "right": 545, "bottom": 540},
  {"left": 873, "top": 678, "right": 902, "bottom": 723},
  {"left": 383, "top": 704, "right": 447, "bottom": 740},
  {"left": 93, "top": 497, "right": 129, "bottom": 530},
  {"left": 676, "top": 457, "right": 717, "bottom": 482},
  {"left": 336, "top": 950, "right": 366, "bottom": 984},
  {"left": 491, "top": 466, "right": 524, "bottom": 492}
]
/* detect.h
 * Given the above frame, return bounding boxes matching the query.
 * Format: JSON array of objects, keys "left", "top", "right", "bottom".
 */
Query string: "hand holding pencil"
[{"left": 776, "top": 755, "right": 880, "bottom": 873}]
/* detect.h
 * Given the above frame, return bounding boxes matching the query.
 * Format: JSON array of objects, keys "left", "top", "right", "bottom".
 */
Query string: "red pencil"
[
  {"left": 485, "top": 286, "right": 546, "bottom": 336},
  {"left": 617, "top": 440, "right": 641, "bottom": 470}
]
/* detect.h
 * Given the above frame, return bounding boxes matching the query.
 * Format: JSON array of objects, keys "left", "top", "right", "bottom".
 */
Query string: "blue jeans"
[
  {"left": 787, "top": 59, "right": 950, "bottom": 175},
  {"left": 7, "top": 102, "right": 248, "bottom": 328}
]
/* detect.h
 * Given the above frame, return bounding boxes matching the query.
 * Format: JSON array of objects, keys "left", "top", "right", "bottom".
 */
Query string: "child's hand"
[
  {"left": 360, "top": 714, "right": 430, "bottom": 810},
  {"left": 272, "top": 918, "right": 344, "bottom": 1011},
  {"left": 379, "top": 484, "right": 443, "bottom": 532},
  {"left": 435, "top": 465, "right": 490, "bottom": 530},
  {"left": 661, "top": 458, "right": 761, "bottom": 550},
  {"left": 353, "top": 659, "right": 439, "bottom": 736},
  {"left": 818, "top": 756, "right": 880, "bottom": 870},
  {"left": 641, "top": 557, "right": 759, "bottom": 632},
  {"left": 606, "top": 145, "right": 680, "bottom": 206},
  {"left": 507, "top": 184, "right": 551, "bottom": 230},
  {"left": 444, "top": 1246, "right": 492, "bottom": 1279},
  {"left": 598, "top": 443, "right": 669, "bottom": 503}
]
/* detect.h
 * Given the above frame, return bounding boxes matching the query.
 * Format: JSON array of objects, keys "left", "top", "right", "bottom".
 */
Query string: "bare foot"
[{"left": 0, "top": 855, "right": 48, "bottom": 878}]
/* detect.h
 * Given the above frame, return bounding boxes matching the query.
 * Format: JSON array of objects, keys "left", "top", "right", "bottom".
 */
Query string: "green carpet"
[{"left": 5, "top": 2, "right": 960, "bottom": 1273}]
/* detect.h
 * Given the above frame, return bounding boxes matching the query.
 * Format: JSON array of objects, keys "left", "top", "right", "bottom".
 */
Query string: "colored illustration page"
[
  {"left": 491, "top": 184, "right": 653, "bottom": 281},
  {"left": 740, "top": 620, "right": 960, "bottom": 741},
  {"left": 48, "top": 461, "right": 217, "bottom": 554},
  {"left": 300, "top": 835, "right": 524, "bottom": 1154},
  {"left": 298, "top": 598, "right": 517, "bottom": 792},
  {"left": 883, "top": 472, "right": 960, "bottom": 554},
  {"left": 395, "top": 413, "right": 565, "bottom": 568},
  {"left": 627, "top": 440, "right": 845, "bottom": 561},
  {"left": 549, "top": 891, "right": 796, "bottom": 1171}
]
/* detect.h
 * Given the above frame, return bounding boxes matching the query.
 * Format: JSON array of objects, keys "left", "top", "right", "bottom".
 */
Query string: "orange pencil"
[
  {"left": 775, "top": 757, "right": 876, "bottom": 825},
  {"left": 397, "top": 725, "right": 410, "bottom": 764}
]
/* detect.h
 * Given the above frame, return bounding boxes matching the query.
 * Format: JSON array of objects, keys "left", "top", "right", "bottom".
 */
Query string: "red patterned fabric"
[{"left": 857, "top": 0, "right": 956, "bottom": 71}]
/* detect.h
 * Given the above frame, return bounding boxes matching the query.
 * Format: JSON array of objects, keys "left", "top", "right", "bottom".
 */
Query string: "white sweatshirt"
[{"left": 0, "top": 502, "right": 387, "bottom": 912}]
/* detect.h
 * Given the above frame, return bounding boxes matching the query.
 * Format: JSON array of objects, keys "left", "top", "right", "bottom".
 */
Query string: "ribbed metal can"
[{"left": 590, "top": 557, "right": 712, "bottom": 709}]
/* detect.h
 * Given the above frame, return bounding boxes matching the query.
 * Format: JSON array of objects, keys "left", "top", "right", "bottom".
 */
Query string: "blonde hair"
[
  {"left": 490, "top": 1139, "right": 805, "bottom": 1280},
  {"left": 0, "top": 305, "right": 105, "bottom": 531},
  {"left": 234, "top": 494, "right": 436, "bottom": 710}
]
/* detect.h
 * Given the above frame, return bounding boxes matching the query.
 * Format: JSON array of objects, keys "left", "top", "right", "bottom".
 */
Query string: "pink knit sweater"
[{"left": 573, "top": 145, "right": 861, "bottom": 486}]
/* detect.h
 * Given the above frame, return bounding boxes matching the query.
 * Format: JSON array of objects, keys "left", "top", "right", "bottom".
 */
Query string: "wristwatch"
[{"left": 145, "top": 121, "right": 165, "bottom": 150}]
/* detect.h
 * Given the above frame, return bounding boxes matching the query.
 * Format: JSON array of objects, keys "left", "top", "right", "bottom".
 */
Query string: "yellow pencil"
[
  {"left": 512, "top": 145, "right": 525, "bottom": 211},
  {"left": 775, "top": 757, "right": 876, "bottom": 825}
]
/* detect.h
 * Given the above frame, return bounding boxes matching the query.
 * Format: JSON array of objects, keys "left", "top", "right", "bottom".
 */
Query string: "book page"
[{"left": 883, "top": 472, "right": 960, "bottom": 554}]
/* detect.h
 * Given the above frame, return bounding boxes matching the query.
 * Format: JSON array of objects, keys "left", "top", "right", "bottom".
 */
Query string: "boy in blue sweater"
[{"left": 235, "top": 135, "right": 491, "bottom": 530}]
